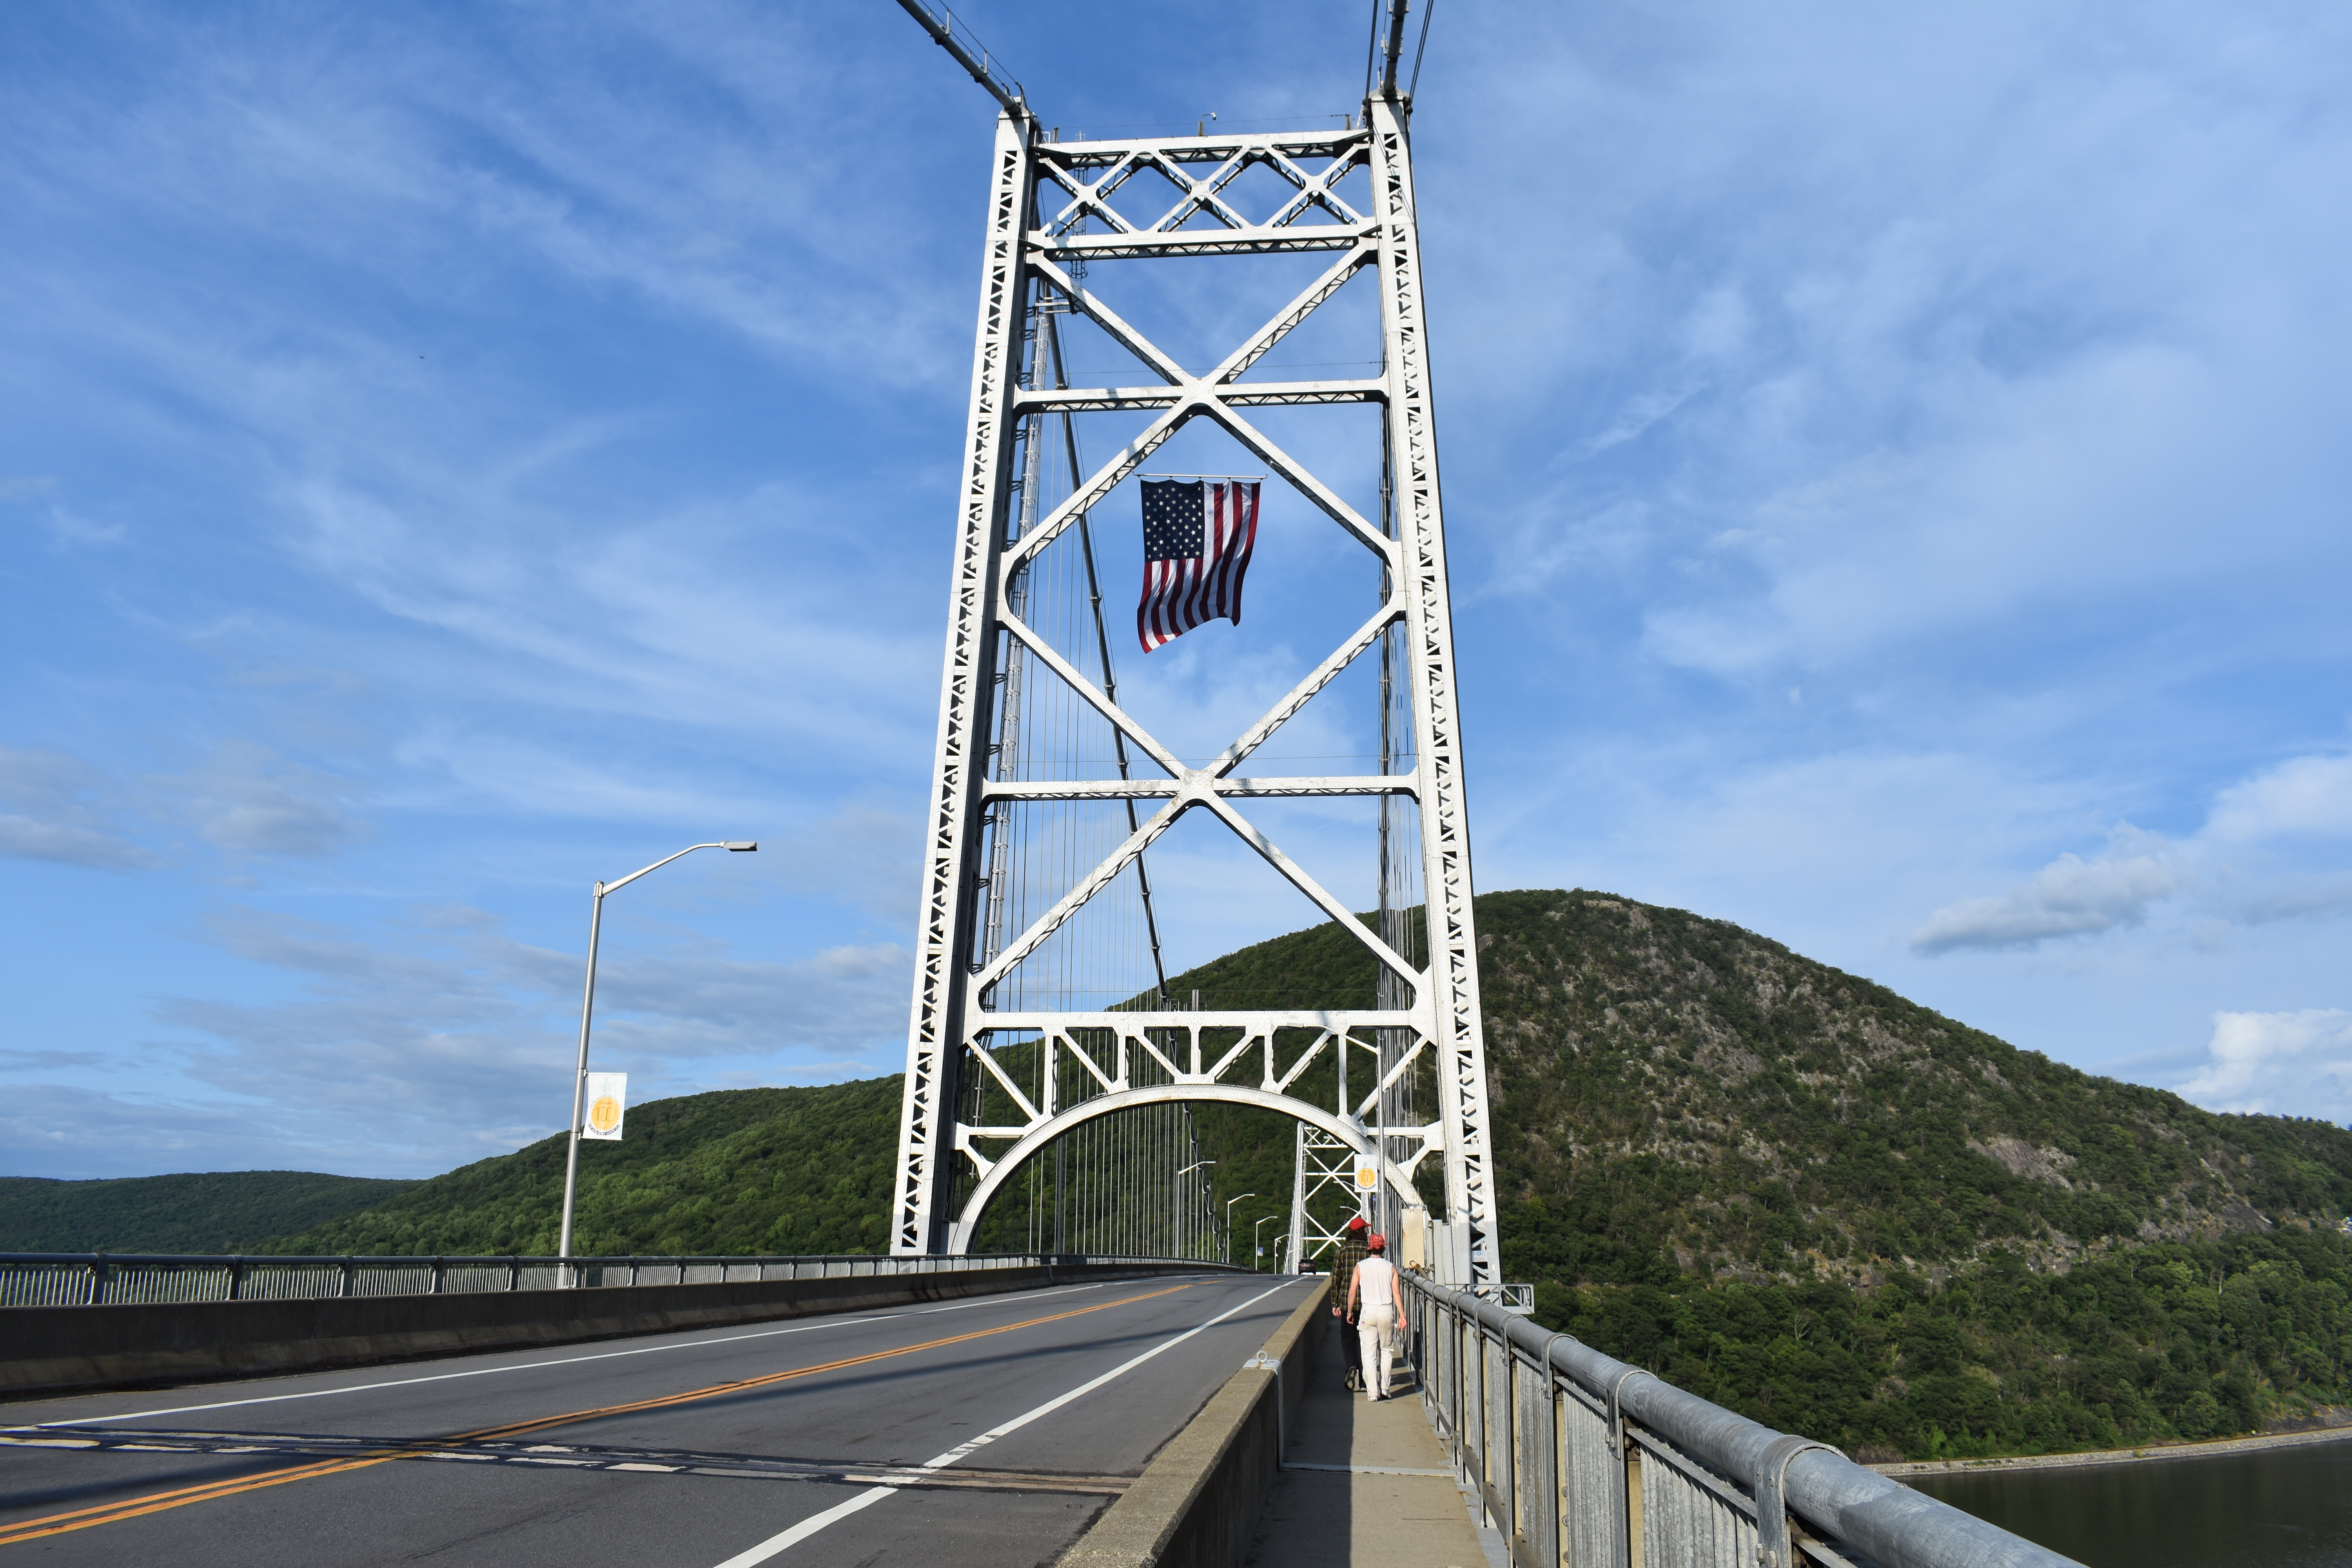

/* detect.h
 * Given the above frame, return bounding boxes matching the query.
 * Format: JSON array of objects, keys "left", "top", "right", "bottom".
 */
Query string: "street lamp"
[
  {"left": 1175, "top": 1160, "right": 1213, "bottom": 1261},
  {"left": 1254, "top": 1214, "right": 1276, "bottom": 1272},
  {"left": 1223, "top": 1193, "right": 1256, "bottom": 1266},
  {"left": 558, "top": 840, "right": 756, "bottom": 1283}
]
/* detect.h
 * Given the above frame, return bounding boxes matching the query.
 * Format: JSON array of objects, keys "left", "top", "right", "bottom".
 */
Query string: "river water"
[{"left": 1909, "top": 1437, "right": 2352, "bottom": 1567}]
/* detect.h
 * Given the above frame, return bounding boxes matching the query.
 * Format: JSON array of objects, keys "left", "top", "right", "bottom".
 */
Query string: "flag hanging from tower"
[{"left": 1138, "top": 478, "right": 1259, "bottom": 652}]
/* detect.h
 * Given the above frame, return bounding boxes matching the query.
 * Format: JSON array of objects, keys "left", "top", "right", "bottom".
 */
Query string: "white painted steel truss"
[
  {"left": 1287, "top": 1122, "right": 1367, "bottom": 1274},
  {"left": 891, "top": 97, "right": 1498, "bottom": 1284}
]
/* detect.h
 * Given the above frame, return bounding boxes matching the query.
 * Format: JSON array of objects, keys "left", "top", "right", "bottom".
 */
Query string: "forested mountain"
[
  {"left": 0, "top": 1171, "right": 416, "bottom": 1254},
  {"left": 247, "top": 887, "right": 2351, "bottom": 1459},
  {"left": 1471, "top": 891, "right": 2348, "bottom": 1281},
  {"left": 1475, "top": 890, "right": 2352, "bottom": 1456},
  {"left": 268, "top": 1079, "right": 900, "bottom": 1257}
]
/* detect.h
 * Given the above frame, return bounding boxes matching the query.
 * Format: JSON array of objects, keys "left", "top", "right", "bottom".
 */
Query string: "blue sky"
[{"left": 5, "top": 2, "right": 2349, "bottom": 1181}]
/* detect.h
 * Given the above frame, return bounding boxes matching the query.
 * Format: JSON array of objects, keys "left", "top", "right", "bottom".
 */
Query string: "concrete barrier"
[
  {"left": 0, "top": 1262, "right": 1224, "bottom": 1401},
  {"left": 1059, "top": 1278, "right": 1325, "bottom": 1568}
]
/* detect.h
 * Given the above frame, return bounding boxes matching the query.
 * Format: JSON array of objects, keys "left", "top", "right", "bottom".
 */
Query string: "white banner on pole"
[{"left": 582, "top": 1072, "right": 627, "bottom": 1141}]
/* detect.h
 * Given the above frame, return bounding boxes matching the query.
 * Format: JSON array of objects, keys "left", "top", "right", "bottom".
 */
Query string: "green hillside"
[
  {"left": 267, "top": 1078, "right": 901, "bottom": 1257},
  {"left": 0, "top": 1171, "right": 418, "bottom": 1254},
  {"left": 1471, "top": 890, "right": 2352, "bottom": 1457}
]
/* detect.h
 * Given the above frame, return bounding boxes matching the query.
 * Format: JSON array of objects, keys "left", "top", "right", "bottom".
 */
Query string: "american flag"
[{"left": 1138, "top": 478, "right": 1259, "bottom": 653}]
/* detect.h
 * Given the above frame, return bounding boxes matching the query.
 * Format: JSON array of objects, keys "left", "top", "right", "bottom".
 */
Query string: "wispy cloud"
[
  {"left": 0, "top": 746, "right": 165, "bottom": 871},
  {"left": 2174, "top": 1009, "right": 2352, "bottom": 1122},
  {"left": 2205, "top": 755, "right": 2352, "bottom": 843},
  {"left": 1911, "top": 833, "right": 2184, "bottom": 955},
  {"left": 1913, "top": 754, "right": 2352, "bottom": 954},
  {"left": 161, "top": 740, "right": 371, "bottom": 858},
  {"left": 34, "top": 503, "right": 127, "bottom": 550},
  {"left": 3, "top": 901, "right": 914, "bottom": 1178}
]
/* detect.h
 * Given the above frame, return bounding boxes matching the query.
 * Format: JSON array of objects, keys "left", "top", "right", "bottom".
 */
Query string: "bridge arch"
[{"left": 947, "top": 1083, "right": 1430, "bottom": 1254}]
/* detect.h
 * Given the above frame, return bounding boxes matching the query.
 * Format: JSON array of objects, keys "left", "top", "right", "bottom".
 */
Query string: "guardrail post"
[
  {"left": 509, "top": 1256, "right": 521, "bottom": 1292},
  {"left": 430, "top": 1257, "right": 444, "bottom": 1295},
  {"left": 1755, "top": 1435, "right": 1840, "bottom": 1568},
  {"left": 229, "top": 1256, "right": 245, "bottom": 1301},
  {"left": 1624, "top": 1445, "right": 1643, "bottom": 1568},
  {"left": 1498, "top": 1336, "right": 1517, "bottom": 1546},
  {"left": 88, "top": 1254, "right": 105, "bottom": 1306},
  {"left": 629, "top": 1256, "right": 640, "bottom": 1288},
  {"left": 339, "top": 1257, "right": 355, "bottom": 1298}
]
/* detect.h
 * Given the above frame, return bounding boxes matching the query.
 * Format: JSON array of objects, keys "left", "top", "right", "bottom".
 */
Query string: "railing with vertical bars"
[{"left": 1402, "top": 1272, "right": 2082, "bottom": 1568}]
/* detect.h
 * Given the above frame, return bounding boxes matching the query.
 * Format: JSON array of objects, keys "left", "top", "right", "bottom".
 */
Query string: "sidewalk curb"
[{"left": 1058, "top": 1279, "right": 1324, "bottom": 1568}]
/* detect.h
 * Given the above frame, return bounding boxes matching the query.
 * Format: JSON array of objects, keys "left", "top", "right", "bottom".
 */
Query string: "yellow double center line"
[{"left": 0, "top": 1283, "right": 1192, "bottom": 1547}]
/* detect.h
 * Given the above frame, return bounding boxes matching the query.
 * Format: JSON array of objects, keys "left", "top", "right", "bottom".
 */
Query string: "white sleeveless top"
[{"left": 1356, "top": 1254, "right": 1397, "bottom": 1309}]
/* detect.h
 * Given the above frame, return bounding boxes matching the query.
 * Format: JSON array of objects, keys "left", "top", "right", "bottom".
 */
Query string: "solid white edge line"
[
  {"left": 710, "top": 1485, "right": 898, "bottom": 1568},
  {"left": 708, "top": 1276, "right": 1310, "bottom": 1567},
  {"left": 33, "top": 1279, "right": 1128, "bottom": 1428}
]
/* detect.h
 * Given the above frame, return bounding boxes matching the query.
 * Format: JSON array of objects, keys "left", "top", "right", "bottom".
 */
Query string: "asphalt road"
[{"left": 0, "top": 1271, "right": 1315, "bottom": 1567}]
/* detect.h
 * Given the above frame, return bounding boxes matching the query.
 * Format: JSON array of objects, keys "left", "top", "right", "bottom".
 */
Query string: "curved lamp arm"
[{"left": 557, "top": 840, "right": 758, "bottom": 1277}]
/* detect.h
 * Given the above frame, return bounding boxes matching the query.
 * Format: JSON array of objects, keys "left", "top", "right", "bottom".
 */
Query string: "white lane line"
[
  {"left": 34, "top": 1281, "right": 1122, "bottom": 1429},
  {"left": 710, "top": 1277, "right": 1310, "bottom": 1568},
  {"left": 712, "top": 1486, "right": 898, "bottom": 1566}
]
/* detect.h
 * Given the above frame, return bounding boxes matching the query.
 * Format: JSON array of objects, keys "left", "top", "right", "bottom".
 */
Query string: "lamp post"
[
  {"left": 1254, "top": 1214, "right": 1276, "bottom": 1272},
  {"left": 558, "top": 840, "right": 756, "bottom": 1283},
  {"left": 1222, "top": 1193, "right": 1256, "bottom": 1266},
  {"left": 1175, "top": 1159, "right": 1212, "bottom": 1261}
]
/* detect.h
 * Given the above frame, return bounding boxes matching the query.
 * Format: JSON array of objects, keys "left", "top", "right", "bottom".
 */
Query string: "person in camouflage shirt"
[{"left": 1326, "top": 1214, "right": 1371, "bottom": 1391}]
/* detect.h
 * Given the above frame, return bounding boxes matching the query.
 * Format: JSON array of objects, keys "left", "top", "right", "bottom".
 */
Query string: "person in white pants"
[{"left": 1345, "top": 1233, "right": 1399, "bottom": 1401}]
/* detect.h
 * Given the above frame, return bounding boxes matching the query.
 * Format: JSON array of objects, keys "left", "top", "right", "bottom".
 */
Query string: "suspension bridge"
[{"left": 0, "top": 9, "right": 2080, "bottom": 1567}]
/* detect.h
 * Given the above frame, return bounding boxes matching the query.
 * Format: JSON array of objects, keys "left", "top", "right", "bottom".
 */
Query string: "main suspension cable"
[{"left": 894, "top": 0, "right": 1035, "bottom": 120}]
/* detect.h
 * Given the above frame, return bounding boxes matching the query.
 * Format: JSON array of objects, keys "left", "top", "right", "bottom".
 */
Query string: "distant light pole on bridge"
[
  {"left": 1175, "top": 1160, "right": 1212, "bottom": 1261},
  {"left": 558, "top": 840, "right": 757, "bottom": 1284},
  {"left": 1222, "top": 1194, "right": 1254, "bottom": 1266},
  {"left": 1254, "top": 1215, "right": 1276, "bottom": 1272}
]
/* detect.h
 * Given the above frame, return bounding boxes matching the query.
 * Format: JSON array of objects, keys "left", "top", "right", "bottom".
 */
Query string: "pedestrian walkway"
[{"left": 1243, "top": 1315, "right": 1504, "bottom": 1568}]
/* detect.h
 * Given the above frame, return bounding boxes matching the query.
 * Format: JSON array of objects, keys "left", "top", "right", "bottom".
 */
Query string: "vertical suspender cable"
[{"left": 1045, "top": 318, "right": 1170, "bottom": 1005}]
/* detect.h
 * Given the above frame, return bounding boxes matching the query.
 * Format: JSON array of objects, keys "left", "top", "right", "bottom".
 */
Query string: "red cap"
[
  {"left": 1346, "top": 1215, "right": 1368, "bottom": 1231},
  {"left": 1368, "top": 1233, "right": 1387, "bottom": 1250}
]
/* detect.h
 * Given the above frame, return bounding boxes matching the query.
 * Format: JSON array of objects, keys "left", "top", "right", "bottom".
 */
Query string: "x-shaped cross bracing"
[
  {"left": 1037, "top": 133, "right": 1368, "bottom": 245},
  {"left": 1006, "top": 241, "right": 1391, "bottom": 566},
  {"left": 967, "top": 191, "right": 1415, "bottom": 1000}
]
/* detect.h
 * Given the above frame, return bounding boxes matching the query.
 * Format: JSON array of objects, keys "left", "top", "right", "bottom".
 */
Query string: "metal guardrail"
[
  {"left": 1403, "top": 1273, "right": 2082, "bottom": 1568},
  {"left": 0, "top": 1252, "right": 1192, "bottom": 1308}
]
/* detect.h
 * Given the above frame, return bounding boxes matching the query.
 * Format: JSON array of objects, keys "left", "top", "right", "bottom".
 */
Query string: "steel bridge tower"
[{"left": 886, "top": 47, "right": 1498, "bottom": 1284}]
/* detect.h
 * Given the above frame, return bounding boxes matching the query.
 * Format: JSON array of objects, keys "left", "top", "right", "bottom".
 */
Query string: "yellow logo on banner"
[
  {"left": 1354, "top": 1162, "right": 1379, "bottom": 1190},
  {"left": 581, "top": 1071, "right": 626, "bottom": 1140}
]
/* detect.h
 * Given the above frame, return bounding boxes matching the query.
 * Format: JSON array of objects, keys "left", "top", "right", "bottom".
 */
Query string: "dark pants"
[{"left": 1338, "top": 1310, "right": 1361, "bottom": 1383}]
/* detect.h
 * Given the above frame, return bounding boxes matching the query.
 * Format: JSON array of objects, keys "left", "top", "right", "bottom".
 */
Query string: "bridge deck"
[{"left": 0, "top": 1273, "right": 1309, "bottom": 1566}]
